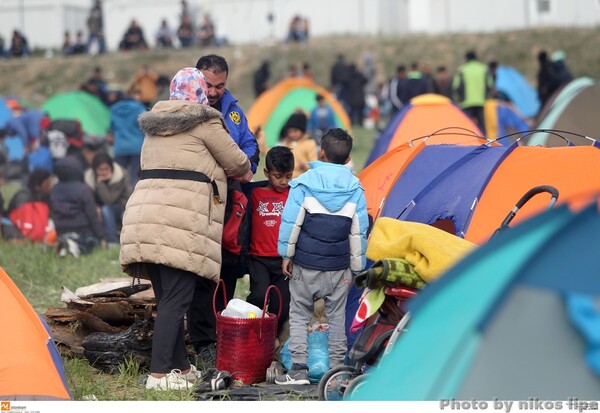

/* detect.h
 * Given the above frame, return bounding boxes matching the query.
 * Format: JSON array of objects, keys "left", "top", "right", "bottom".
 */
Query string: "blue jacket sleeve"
[
  {"left": 277, "top": 185, "right": 305, "bottom": 259},
  {"left": 349, "top": 189, "right": 369, "bottom": 273},
  {"left": 236, "top": 113, "right": 260, "bottom": 173}
]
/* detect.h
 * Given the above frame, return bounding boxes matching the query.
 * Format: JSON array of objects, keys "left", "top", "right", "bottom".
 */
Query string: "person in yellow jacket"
[
  {"left": 279, "top": 111, "right": 317, "bottom": 178},
  {"left": 452, "top": 50, "right": 494, "bottom": 133},
  {"left": 120, "top": 67, "right": 250, "bottom": 391}
]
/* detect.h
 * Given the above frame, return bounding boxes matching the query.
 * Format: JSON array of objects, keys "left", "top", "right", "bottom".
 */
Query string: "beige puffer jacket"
[{"left": 119, "top": 100, "right": 250, "bottom": 281}]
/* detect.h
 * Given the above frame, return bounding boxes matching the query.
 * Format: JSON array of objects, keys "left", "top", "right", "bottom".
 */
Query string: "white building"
[{"left": 0, "top": 0, "right": 599, "bottom": 52}]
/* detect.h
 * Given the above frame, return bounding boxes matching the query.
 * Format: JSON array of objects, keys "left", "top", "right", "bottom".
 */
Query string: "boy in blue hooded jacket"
[{"left": 276, "top": 128, "right": 368, "bottom": 385}]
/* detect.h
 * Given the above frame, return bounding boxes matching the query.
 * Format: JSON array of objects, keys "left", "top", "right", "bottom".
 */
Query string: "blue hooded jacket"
[
  {"left": 110, "top": 99, "right": 147, "bottom": 156},
  {"left": 278, "top": 161, "right": 368, "bottom": 273},
  {"left": 219, "top": 89, "right": 259, "bottom": 173}
]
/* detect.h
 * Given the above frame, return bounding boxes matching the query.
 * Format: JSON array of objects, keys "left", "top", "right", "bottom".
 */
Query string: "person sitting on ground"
[
  {"left": 50, "top": 156, "right": 105, "bottom": 257},
  {"left": 5, "top": 168, "right": 53, "bottom": 242},
  {"left": 246, "top": 146, "right": 294, "bottom": 337},
  {"left": 155, "top": 18, "right": 175, "bottom": 48},
  {"left": 72, "top": 31, "right": 87, "bottom": 55},
  {"left": 197, "top": 14, "right": 215, "bottom": 47},
  {"left": 84, "top": 152, "right": 131, "bottom": 247},
  {"left": 62, "top": 31, "right": 74, "bottom": 56},
  {"left": 8, "top": 30, "right": 29, "bottom": 58},
  {"left": 279, "top": 111, "right": 317, "bottom": 178},
  {"left": 119, "top": 19, "right": 148, "bottom": 51},
  {"left": 276, "top": 128, "right": 369, "bottom": 385}
]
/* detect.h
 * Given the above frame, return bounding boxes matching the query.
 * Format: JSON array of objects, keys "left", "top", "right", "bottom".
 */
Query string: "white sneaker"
[
  {"left": 183, "top": 364, "right": 202, "bottom": 383},
  {"left": 145, "top": 370, "right": 190, "bottom": 391},
  {"left": 66, "top": 238, "right": 80, "bottom": 258}
]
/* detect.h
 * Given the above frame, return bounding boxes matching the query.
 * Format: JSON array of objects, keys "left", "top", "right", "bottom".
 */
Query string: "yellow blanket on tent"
[{"left": 366, "top": 218, "right": 476, "bottom": 282}]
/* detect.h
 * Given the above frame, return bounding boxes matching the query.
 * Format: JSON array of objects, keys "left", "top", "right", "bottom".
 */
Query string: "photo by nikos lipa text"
[{"left": 440, "top": 398, "right": 599, "bottom": 412}]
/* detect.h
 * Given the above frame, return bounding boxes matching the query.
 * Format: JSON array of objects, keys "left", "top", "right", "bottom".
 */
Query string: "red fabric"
[
  {"left": 222, "top": 186, "right": 248, "bottom": 255},
  {"left": 248, "top": 187, "right": 289, "bottom": 256},
  {"left": 8, "top": 201, "right": 50, "bottom": 242}
]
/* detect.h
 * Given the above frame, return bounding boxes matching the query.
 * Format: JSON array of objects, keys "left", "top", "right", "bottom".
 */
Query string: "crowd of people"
[
  {"left": 0, "top": 47, "right": 369, "bottom": 391},
  {"left": 0, "top": 9, "right": 580, "bottom": 392},
  {"left": 260, "top": 48, "right": 572, "bottom": 134}
]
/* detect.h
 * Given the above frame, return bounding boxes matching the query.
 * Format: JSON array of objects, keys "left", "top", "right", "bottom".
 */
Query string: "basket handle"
[
  {"left": 212, "top": 279, "right": 228, "bottom": 318},
  {"left": 262, "top": 285, "right": 283, "bottom": 320}
]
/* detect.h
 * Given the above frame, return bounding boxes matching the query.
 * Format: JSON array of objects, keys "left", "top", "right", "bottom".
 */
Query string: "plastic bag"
[{"left": 280, "top": 329, "right": 329, "bottom": 383}]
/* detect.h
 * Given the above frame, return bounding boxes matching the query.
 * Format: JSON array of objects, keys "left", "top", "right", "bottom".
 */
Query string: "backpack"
[
  {"left": 8, "top": 201, "right": 51, "bottom": 242},
  {"left": 221, "top": 179, "right": 249, "bottom": 265}
]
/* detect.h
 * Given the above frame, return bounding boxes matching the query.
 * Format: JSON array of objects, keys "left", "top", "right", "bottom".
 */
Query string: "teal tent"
[
  {"left": 352, "top": 203, "right": 600, "bottom": 400},
  {"left": 529, "top": 78, "right": 600, "bottom": 146}
]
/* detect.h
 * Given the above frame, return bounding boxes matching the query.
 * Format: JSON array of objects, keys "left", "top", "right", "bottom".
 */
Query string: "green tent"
[{"left": 42, "top": 91, "right": 110, "bottom": 137}]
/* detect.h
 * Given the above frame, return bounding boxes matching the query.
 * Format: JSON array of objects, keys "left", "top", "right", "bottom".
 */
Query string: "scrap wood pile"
[{"left": 45, "top": 278, "right": 156, "bottom": 373}]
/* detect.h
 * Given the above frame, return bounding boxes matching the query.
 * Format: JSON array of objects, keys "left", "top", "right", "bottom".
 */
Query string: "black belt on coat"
[{"left": 139, "top": 169, "right": 221, "bottom": 202}]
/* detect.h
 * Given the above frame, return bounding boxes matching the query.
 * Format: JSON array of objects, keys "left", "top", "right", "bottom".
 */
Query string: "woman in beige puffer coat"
[{"left": 119, "top": 67, "right": 249, "bottom": 390}]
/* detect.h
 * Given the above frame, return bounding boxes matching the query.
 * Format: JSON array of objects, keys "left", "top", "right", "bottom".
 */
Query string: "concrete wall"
[{"left": 1, "top": 0, "right": 599, "bottom": 52}]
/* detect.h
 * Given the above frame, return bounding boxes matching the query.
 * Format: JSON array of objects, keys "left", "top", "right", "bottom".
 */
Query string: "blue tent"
[
  {"left": 352, "top": 203, "right": 600, "bottom": 400},
  {"left": 495, "top": 66, "right": 540, "bottom": 118},
  {"left": 376, "top": 143, "right": 600, "bottom": 244}
]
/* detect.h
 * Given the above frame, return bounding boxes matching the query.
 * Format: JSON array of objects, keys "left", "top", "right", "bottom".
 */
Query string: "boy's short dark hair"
[
  {"left": 321, "top": 128, "right": 352, "bottom": 165},
  {"left": 195, "top": 54, "right": 229, "bottom": 76},
  {"left": 265, "top": 146, "right": 294, "bottom": 173}
]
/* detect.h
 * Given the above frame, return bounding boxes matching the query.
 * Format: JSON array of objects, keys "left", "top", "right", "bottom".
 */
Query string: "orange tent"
[
  {"left": 247, "top": 77, "right": 351, "bottom": 148},
  {"left": 0, "top": 267, "right": 72, "bottom": 400},
  {"left": 362, "top": 143, "right": 600, "bottom": 245},
  {"left": 365, "top": 94, "right": 484, "bottom": 166}
]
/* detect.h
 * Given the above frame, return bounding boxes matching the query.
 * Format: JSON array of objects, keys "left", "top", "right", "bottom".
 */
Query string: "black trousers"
[
  {"left": 188, "top": 259, "right": 250, "bottom": 352},
  {"left": 246, "top": 255, "right": 290, "bottom": 334},
  {"left": 463, "top": 106, "right": 485, "bottom": 134},
  {"left": 147, "top": 264, "right": 196, "bottom": 373}
]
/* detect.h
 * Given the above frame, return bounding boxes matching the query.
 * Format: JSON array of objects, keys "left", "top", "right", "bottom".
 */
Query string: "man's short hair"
[
  {"left": 196, "top": 54, "right": 229, "bottom": 76},
  {"left": 321, "top": 128, "right": 352, "bottom": 165},
  {"left": 465, "top": 50, "right": 477, "bottom": 61},
  {"left": 265, "top": 146, "right": 294, "bottom": 173}
]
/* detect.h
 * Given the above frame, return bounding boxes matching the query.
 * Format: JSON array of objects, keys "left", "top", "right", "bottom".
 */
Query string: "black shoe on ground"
[{"left": 195, "top": 343, "right": 217, "bottom": 370}]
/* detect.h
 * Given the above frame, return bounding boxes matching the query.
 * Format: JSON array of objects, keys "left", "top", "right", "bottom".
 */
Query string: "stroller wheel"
[
  {"left": 343, "top": 374, "right": 370, "bottom": 400},
  {"left": 317, "top": 366, "right": 357, "bottom": 401}
]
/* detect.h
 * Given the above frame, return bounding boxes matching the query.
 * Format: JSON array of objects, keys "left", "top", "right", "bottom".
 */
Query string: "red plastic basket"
[{"left": 213, "top": 280, "right": 282, "bottom": 384}]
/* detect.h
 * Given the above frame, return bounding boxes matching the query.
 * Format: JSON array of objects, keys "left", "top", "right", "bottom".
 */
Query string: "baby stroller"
[{"left": 317, "top": 185, "right": 560, "bottom": 401}]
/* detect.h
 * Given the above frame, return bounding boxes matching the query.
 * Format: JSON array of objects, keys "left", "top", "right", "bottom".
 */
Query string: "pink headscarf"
[{"left": 169, "top": 67, "right": 209, "bottom": 105}]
